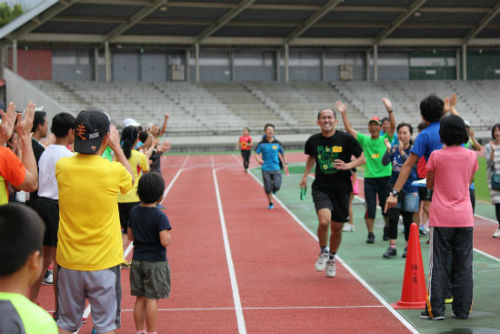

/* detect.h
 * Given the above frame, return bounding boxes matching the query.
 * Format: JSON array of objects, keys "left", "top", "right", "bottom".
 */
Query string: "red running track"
[{"left": 38, "top": 154, "right": 415, "bottom": 333}]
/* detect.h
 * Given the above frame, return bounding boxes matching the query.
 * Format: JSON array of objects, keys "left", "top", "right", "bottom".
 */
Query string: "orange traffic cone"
[{"left": 392, "top": 223, "right": 427, "bottom": 309}]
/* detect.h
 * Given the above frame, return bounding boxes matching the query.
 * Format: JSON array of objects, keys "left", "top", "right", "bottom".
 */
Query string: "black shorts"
[
  {"left": 36, "top": 197, "right": 59, "bottom": 247},
  {"left": 312, "top": 189, "right": 350, "bottom": 223},
  {"left": 418, "top": 186, "right": 433, "bottom": 201},
  {"left": 118, "top": 202, "right": 140, "bottom": 234}
]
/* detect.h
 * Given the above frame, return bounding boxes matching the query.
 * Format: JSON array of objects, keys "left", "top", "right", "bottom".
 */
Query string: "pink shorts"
[{"left": 351, "top": 176, "right": 359, "bottom": 195}]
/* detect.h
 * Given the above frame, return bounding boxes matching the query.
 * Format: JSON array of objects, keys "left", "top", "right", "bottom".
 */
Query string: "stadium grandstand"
[{"left": 0, "top": 0, "right": 498, "bottom": 150}]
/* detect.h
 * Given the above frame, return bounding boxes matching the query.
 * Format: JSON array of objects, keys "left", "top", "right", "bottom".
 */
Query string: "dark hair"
[
  {"left": 491, "top": 123, "right": 500, "bottom": 140},
  {"left": 138, "top": 131, "right": 149, "bottom": 144},
  {"left": 381, "top": 117, "right": 389, "bottom": 123},
  {"left": 417, "top": 122, "right": 427, "bottom": 132},
  {"left": 397, "top": 122, "right": 413, "bottom": 135},
  {"left": 121, "top": 126, "right": 139, "bottom": 159},
  {"left": 439, "top": 115, "right": 468, "bottom": 146},
  {"left": 244, "top": 127, "right": 250, "bottom": 132},
  {"left": 137, "top": 172, "right": 165, "bottom": 204},
  {"left": 264, "top": 123, "right": 275, "bottom": 131},
  {"left": 0, "top": 204, "right": 45, "bottom": 277},
  {"left": 317, "top": 109, "right": 337, "bottom": 120},
  {"left": 420, "top": 95, "right": 444, "bottom": 123},
  {"left": 51, "top": 112, "right": 75, "bottom": 138},
  {"left": 31, "top": 111, "right": 47, "bottom": 133}
]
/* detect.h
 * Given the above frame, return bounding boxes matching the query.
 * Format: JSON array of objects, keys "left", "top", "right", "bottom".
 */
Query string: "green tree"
[{"left": 0, "top": 3, "right": 23, "bottom": 27}]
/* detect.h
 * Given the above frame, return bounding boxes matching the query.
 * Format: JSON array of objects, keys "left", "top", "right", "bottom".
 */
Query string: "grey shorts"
[
  {"left": 130, "top": 260, "right": 171, "bottom": 299},
  {"left": 262, "top": 170, "right": 282, "bottom": 194},
  {"left": 57, "top": 266, "right": 121, "bottom": 333}
]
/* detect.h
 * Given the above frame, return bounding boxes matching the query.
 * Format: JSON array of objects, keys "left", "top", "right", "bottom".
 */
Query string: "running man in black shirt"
[{"left": 300, "top": 108, "right": 365, "bottom": 278}]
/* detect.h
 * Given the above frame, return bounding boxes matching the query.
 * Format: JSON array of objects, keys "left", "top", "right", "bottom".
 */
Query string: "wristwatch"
[{"left": 390, "top": 189, "right": 399, "bottom": 198}]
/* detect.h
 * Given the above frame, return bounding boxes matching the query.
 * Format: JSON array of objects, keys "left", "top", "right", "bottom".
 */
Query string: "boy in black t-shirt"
[
  {"left": 127, "top": 172, "right": 172, "bottom": 334},
  {"left": 300, "top": 109, "right": 365, "bottom": 278}
]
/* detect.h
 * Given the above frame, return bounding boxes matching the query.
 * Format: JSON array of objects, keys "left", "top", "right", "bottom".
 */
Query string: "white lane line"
[
  {"left": 119, "top": 305, "right": 385, "bottom": 312},
  {"left": 249, "top": 171, "right": 420, "bottom": 334},
  {"left": 211, "top": 156, "right": 247, "bottom": 334},
  {"left": 75, "top": 155, "right": 189, "bottom": 333},
  {"left": 161, "top": 155, "right": 189, "bottom": 204}
]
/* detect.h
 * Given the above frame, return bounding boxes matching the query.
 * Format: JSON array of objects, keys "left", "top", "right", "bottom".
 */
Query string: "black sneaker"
[
  {"left": 452, "top": 313, "right": 468, "bottom": 319},
  {"left": 383, "top": 227, "right": 389, "bottom": 241},
  {"left": 420, "top": 311, "right": 444, "bottom": 320},
  {"left": 383, "top": 247, "right": 397, "bottom": 258},
  {"left": 366, "top": 233, "right": 375, "bottom": 244},
  {"left": 402, "top": 247, "right": 407, "bottom": 258}
]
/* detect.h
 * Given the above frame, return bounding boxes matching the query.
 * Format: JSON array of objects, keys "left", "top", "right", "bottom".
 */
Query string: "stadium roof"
[{"left": 0, "top": 0, "right": 499, "bottom": 49}]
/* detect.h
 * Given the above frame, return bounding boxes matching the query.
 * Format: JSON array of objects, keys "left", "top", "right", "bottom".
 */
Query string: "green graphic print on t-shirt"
[{"left": 317, "top": 145, "right": 343, "bottom": 174}]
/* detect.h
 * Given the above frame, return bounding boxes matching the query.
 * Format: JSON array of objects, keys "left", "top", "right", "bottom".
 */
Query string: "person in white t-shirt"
[{"left": 29, "top": 112, "right": 75, "bottom": 305}]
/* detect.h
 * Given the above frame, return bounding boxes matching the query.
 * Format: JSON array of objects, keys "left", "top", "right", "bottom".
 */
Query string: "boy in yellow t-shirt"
[
  {"left": 0, "top": 204, "right": 58, "bottom": 333},
  {"left": 55, "top": 110, "right": 133, "bottom": 333}
]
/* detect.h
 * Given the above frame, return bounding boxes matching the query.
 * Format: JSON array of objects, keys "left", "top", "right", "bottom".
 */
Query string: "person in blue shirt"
[
  {"left": 385, "top": 94, "right": 445, "bottom": 211},
  {"left": 255, "top": 124, "right": 288, "bottom": 209}
]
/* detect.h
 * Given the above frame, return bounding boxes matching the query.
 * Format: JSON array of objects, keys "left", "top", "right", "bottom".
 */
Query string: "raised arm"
[
  {"left": 0, "top": 102, "right": 17, "bottom": 146},
  {"left": 336, "top": 101, "right": 357, "bottom": 138},
  {"left": 468, "top": 128, "right": 481, "bottom": 151},
  {"left": 449, "top": 93, "right": 459, "bottom": 116},
  {"left": 15, "top": 102, "right": 38, "bottom": 192},
  {"left": 108, "top": 125, "right": 134, "bottom": 184},
  {"left": 382, "top": 98, "right": 396, "bottom": 138},
  {"left": 158, "top": 113, "right": 169, "bottom": 137}
]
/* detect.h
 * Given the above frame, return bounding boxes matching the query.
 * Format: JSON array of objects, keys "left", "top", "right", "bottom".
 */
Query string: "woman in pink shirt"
[{"left": 421, "top": 115, "right": 478, "bottom": 321}]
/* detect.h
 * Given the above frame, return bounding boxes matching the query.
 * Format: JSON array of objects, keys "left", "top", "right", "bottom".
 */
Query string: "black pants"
[
  {"left": 495, "top": 203, "right": 500, "bottom": 225},
  {"left": 469, "top": 188, "right": 475, "bottom": 213},
  {"left": 241, "top": 150, "right": 251, "bottom": 170},
  {"left": 386, "top": 207, "right": 413, "bottom": 241},
  {"left": 427, "top": 226, "right": 473, "bottom": 318}
]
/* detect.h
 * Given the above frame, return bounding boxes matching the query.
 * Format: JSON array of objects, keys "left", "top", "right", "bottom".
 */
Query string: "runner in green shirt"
[{"left": 336, "top": 98, "right": 396, "bottom": 244}]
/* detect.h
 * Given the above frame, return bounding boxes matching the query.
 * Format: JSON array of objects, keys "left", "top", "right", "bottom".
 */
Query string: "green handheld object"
[{"left": 300, "top": 186, "right": 307, "bottom": 201}]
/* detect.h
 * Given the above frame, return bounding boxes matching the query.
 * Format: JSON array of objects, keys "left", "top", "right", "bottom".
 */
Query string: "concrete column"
[
  {"left": 275, "top": 50, "right": 280, "bottom": 82},
  {"left": 12, "top": 40, "right": 17, "bottom": 73},
  {"left": 185, "top": 49, "right": 190, "bottom": 82},
  {"left": 366, "top": 50, "right": 370, "bottom": 81},
  {"left": 284, "top": 44, "right": 289, "bottom": 83},
  {"left": 321, "top": 50, "right": 325, "bottom": 82},
  {"left": 94, "top": 48, "right": 99, "bottom": 81},
  {"left": 455, "top": 49, "right": 460, "bottom": 80},
  {"left": 462, "top": 44, "right": 467, "bottom": 81},
  {"left": 373, "top": 44, "right": 378, "bottom": 82},
  {"left": 2, "top": 46, "right": 8, "bottom": 73},
  {"left": 104, "top": 42, "right": 111, "bottom": 82},
  {"left": 230, "top": 50, "right": 235, "bottom": 82},
  {"left": 195, "top": 43, "right": 200, "bottom": 83}
]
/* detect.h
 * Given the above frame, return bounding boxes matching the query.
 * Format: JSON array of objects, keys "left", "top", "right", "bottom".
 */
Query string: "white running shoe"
[
  {"left": 326, "top": 259, "right": 336, "bottom": 278},
  {"left": 42, "top": 269, "right": 53, "bottom": 285},
  {"left": 315, "top": 251, "right": 329, "bottom": 271},
  {"left": 343, "top": 224, "right": 355, "bottom": 232},
  {"left": 492, "top": 228, "right": 500, "bottom": 238}
]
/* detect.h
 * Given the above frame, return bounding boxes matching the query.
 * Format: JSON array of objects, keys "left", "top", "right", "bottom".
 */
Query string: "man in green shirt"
[
  {"left": 337, "top": 98, "right": 395, "bottom": 243},
  {"left": 0, "top": 204, "right": 58, "bottom": 333}
]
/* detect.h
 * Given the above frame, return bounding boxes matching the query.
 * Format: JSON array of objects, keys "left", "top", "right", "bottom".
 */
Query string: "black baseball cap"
[{"left": 74, "top": 110, "right": 110, "bottom": 154}]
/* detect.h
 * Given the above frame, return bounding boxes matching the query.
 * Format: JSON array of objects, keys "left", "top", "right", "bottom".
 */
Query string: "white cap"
[{"left": 122, "top": 118, "right": 140, "bottom": 128}]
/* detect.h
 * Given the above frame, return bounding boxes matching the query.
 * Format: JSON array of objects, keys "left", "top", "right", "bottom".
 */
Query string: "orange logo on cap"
[{"left": 76, "top": 123, "right": 87, "bottom": 141}]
